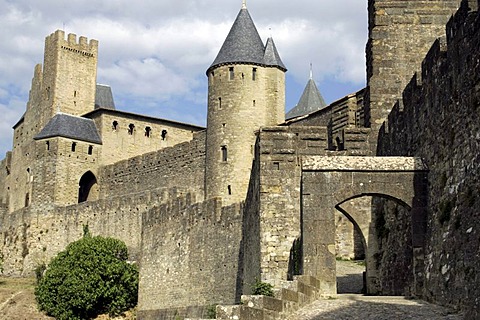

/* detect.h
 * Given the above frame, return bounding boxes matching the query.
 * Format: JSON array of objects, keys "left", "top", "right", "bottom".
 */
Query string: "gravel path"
[
  {"left": 287, "top": 260, "right": 462, "bottom": 320},
  {"left": 287, "top": 295, "right": 462, "bottom": 320}
]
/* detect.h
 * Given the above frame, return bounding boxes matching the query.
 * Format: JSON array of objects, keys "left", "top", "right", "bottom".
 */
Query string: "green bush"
[
  {"left": 251, "top": 279, "right": 274, "bottom": 297},
  {"left": 35, "top": 234, "right": 138, "bottom": 320}
]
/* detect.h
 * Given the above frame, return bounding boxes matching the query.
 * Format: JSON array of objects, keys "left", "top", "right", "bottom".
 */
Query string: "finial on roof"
[
  {"left": 242, "top": 0, "right": 247, "bottom": 9},
  {"left": 310, "top": 63, "right": 313, "bottom": 79}
]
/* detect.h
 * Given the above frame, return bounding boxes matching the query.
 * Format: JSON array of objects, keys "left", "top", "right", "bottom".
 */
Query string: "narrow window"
[
  {"left": 46, "top": 141, "right": 50, "bottom": 150},
  {"left": 74, "top": 90, "right": 77, "bottom": 97},
  {"left": 273, "top": 162, "right": 280, "bottom": 170},
  {"left": 218, "top": 97, "right": 222, "bottom": 109},
  {"left": 25, "top": 193, "right": 30, "bottom": 207},
  {"left": 253, "top": 100, "right": 256, "bottom": 107},
  {"left": 252, "top": 68, "right": 257, "bottom": 81},
  {"left": 128, "top": 123, "right": 135, "bottom": 135},
  {"left": 112, "top": 121, "right": 118, "bottom": 130},
  {"left": 161, "top": 129, "right": 168, "bottom": 141},
  {"left": 88, "top": 145, "right": 93, "bottom": 155},
  {"left": 72, "top": 142, "right": 77, "bottom": 152},
  {"left": 221, "top": 145, "right": 228, "bottom": 162},
  {"left": 227, "top": 185, "right": 232, "bottom": 195},
  {"left": 145, "top": 126, "right": 151, "bottom": 137},
  {"left": 229, "top": 67, "right": 234, "bottom": 80},
  {"left": 210, "top": 71, "right": 215, "bottom": 84}
]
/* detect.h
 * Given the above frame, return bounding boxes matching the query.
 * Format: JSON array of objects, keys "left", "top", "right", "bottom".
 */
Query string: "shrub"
[
  {"left": 35, "top": 234, "right": 138, "bottom": 320},
  {"left": 251, "top": 279, "right": 274, "bottom": 297}
]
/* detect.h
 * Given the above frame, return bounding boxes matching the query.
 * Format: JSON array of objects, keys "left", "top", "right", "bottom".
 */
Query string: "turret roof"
[
  {"left": 208, "top": 7, "right": 286, "bottom": 73},
  {"left": 264, "top": 37, "right": 286, "bottom": 70},
  {"left": 34, "top": 113, "right": 102, "bottom": 144},
  {"left": 286, "top": 78, "right": 327, "bottom": 120}
]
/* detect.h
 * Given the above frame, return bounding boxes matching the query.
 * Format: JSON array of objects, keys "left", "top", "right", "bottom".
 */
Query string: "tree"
[{"left": 35, "top": 234, "right": 138, "bottom": 320}]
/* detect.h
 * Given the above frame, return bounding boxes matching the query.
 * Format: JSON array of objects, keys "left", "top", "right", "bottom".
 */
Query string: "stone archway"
[
  {"left": 301, "top": 156, "right": 428, "bottom": 296},
  {"left": 78, "top": 171, "right": 99, "bottom": 203}
]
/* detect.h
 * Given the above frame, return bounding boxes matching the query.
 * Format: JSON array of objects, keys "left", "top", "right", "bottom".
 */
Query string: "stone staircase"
[{"left": 187, "top": 275, "right": 328, "bottom": 320}]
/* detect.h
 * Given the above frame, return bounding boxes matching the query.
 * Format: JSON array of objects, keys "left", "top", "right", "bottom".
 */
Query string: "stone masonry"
[{"left": 1, "top": 1, "right": 479, "bottom": 319}]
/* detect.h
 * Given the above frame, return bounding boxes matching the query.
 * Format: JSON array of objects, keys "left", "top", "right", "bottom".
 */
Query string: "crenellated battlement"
[{"left": 45, "top": 30, "right": 98, "bottom": 56}]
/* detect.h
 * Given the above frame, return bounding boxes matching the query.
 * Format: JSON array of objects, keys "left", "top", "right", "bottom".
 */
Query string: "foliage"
[
  {"left": 35, "top": 263, "right": 46, "bottom": 283},
  {"left": 205, "top": 305, "right": 217, "bottom": 319},
  {"left": 251, "top": 279, "right": 274, "bottom": 297},
  {"left": 35, "top": 234, "right": 138, "bottom": 320}
]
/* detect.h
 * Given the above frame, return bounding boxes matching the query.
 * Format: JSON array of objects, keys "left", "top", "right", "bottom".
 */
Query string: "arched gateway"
[{"left": 301, "top": 156, "right": 428, "bottom": 295}]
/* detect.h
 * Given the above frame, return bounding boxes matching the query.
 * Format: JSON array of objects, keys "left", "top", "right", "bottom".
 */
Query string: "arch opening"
[
  {"left": 78, "top": 171, "right": 98, "bottom": 203},
  {"left": 333, "top": 193, "right": 413, "bottom": 296}
]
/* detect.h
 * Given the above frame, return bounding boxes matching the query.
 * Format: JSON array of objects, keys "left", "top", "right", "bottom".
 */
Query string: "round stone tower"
[{"left": 205, "top": 2, "right": 287, "bottom": 205}]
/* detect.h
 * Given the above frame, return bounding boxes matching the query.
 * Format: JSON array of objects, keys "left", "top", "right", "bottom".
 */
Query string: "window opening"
[
  {"left": 228, "top": 185, "right": 232, "bottom": 195},
  {"left": 128, "top": 123, "right": 135, "bottom": 135},
  {"left": 25, "top": 193, "right": 30, "bottom": 207},
  {"left": 252, "top": 68, "right": 257, "bottom": 81},
  {"left": 218, "top": 97, "right": 222, "bottom": 109},
  {"left": 253, "top": 100, "right": 256, "bottom": 107},
  {"left": 72, "top": 142, "right": 77, "bottom": 152},
  {"left": 74, "top": 90, "right": 77, "bottom": 97},
  {"left": 229, "top": 67, "right": 234, "bottom": 80},
  {"left": 145, "top": 126, "right": 152, "bottom": 137},
  {"left": 273, "top": 162, "right": 280, "bottom": 170},
  {"left": 221, "top": 145, "right": 228, "bottom": 162},
  {"left": 161, "top": 129, "right": 168, "bottom": 141},
  {"left": 88, "top": 145, "right": 93, "bottom": 155},
  {"left": 112, "top": 121, "right": 118, "bottom": 130},
  {"left": 46, "top": 141, "right": 50, "bottom": 150}
]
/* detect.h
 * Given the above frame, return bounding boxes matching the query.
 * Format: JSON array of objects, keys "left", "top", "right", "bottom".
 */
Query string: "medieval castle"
[{"left": 1, "top": 0, "right": 479, "bottom": 319}]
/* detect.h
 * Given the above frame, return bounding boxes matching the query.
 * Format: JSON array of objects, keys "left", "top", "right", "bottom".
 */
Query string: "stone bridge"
[{"left": 300, "top": 156, "right": 429, "bottom": 295}]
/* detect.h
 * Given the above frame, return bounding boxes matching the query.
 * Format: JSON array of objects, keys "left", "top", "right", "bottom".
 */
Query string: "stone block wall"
[
  {"left": 376, "top": 2, "right": 480, "bottom": 317},
  {"left": 138, "top": 196, "right": 243, "bottom": 319},
  {"left": 244, "top": 126, "right": 372, "bottom": 288},
  {"left": 366, "top": 0, "right": 461, "bottom": 134},
  {"left": 0, "top": 186, "right": 187, "bottom": 276},
  {"left": 100, "top": 131, "right": 206, "bottom": 199},
  {"left": 87, "top": 109, "right": 203, "bottom": 166}
]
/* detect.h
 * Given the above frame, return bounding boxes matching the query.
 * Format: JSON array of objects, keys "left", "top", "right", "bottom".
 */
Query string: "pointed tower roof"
[
  {"left": 286, "top": 77, "right": 327, "bottom": 120},
  {"left": 264, "top": 37, "right": 286, "bottom": 70},
  {"left": 208, "top": 5, "right": 287, "bottom": 73}
]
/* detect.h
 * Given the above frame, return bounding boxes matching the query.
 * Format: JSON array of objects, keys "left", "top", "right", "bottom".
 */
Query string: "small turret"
[{"left": 205, "top": 2, "right": 287, "bottom": 204}]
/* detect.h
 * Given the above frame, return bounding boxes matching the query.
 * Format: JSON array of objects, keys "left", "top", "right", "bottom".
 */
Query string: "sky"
[{"left": 0, "top": 0, "right": 368, "bottom": 157}]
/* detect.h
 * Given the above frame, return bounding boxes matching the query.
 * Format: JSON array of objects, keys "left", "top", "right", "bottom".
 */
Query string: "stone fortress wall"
[
  {"left": 375, "top": 1, "right": 480, "bottom": 317},
  {"left": 0, "top": 1, "right": 479, "bottom": 319},
  {"left": 99, "top": 131, "right": 206, "bottom": 198}
]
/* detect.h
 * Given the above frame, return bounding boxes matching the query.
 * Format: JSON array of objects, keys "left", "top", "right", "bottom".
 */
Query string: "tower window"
[
  {"left": 128, "top": 123, "right": 135, "bottom": 135},
  {"left": 161, "top": 129, "right": 168, "bottom": 141},
  {"left": 228, "top": 185, "right": 232, "bottom": 195},
  {"left": 218, "top": 97, "right": 222, "bottom": 109},
  {"left": 72, "top": 142, "right": 77, "bottom": 152},
  {"left": 46, "top": 141, "right": 50, "bottom": 150},
  {"left": 112, "top": 121, "right": 118, "bottom": 130},
  {"left": 74, "top": 90, "right": 77, "bottom": 97},
  {"left": 252, "top": 68, "right": 257, "bottom": 81},
  {"left": 221, "top": 145, "right": 228, "bottom": 162},
  {"left": 145, "top": 126, "right": 152, "bottom": 137},
  {"left": 88, "top": 145, "right": 93, "bottom": 155},
  {"left": 253, "top": 100, "right": 256, "bottom": 107},
  {"left": 229, "top": 67, "right": 234, "bottom": 80}
]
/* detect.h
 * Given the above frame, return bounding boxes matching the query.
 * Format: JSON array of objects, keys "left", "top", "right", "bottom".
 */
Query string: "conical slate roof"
[
  {"left": 208, "top": 7, "right": 287, "bottom": 73},
  {"left": 34, "top": 113, "right": 102, "bottom": 144},
  {"left": 286, "top": 78, "right": 327, "bottom": 120},
  {"left": 264, "top": 37, "right": 286, "bottom": 70}
]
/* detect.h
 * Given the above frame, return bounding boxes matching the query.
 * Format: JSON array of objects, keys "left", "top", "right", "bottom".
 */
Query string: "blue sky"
[{"left": 0, "top": 0, "right": 368, "bottom": 157}]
